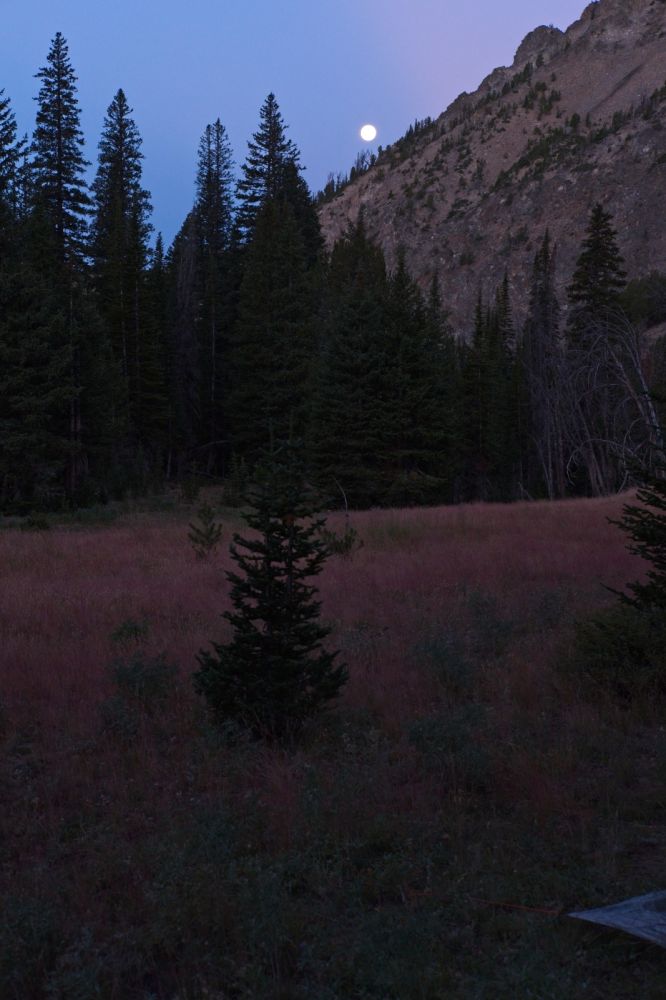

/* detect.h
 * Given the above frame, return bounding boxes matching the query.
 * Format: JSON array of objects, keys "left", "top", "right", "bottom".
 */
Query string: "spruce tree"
[
  {"left": 459, "top": 280, "right": 518, "bottom": 500},
  {"left": 32, "top": 32, "right": 90, "bottom": 265},
  {"left": 228, "top": 199, "right": 315, "bottom": 461},
  {"left": 612, "top": 461, "right": 666, "bottom": 611},
  {"left": 310, "top": 215, "right": 390, "bottom": 507},
  {"left": 0, "top": 89, "right": 25, "bottom": 220},
  {"left": 567, "top": 202, "right": 627, "bottom": 344},
  {"left": 381, "top": 250, "right": 450, "bottom": 504},
  {"left": 91, "top": 88, "right": 165, "bottom": 477},
  {"left": 566, "top": 205, "right": 631, "bottom": 495},
  {"left": 522, "top": 231, "right": 566, "bottom": 498},
  {"left": 194, "top": 442, "right": 347, "bottom": 739},
  {"left": 235, "top": 93, "right": 300, "bottom": 243},
  {"left": 0, "top": 258, "right": 74, "bottom": 510},
  {"left": 194, "top": 119, "right": 234, "bottom": 469},
  {"left": 166, "top": 211, "right": 200, "bottom": 475}
]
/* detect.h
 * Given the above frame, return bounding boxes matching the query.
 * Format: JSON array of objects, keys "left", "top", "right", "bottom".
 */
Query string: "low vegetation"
[{"left": 2, "top": 493, "right": 666, "bottom": 998}]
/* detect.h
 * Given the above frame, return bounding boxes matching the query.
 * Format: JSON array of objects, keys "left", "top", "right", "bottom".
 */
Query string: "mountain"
[{"left": 318, "top": 0, "right": 666, "bottom": 334}]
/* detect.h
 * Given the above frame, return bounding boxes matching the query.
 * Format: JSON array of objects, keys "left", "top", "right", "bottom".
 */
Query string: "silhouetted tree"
[{"left": 194, "top": 441, "right": 347, "bottom": 739}]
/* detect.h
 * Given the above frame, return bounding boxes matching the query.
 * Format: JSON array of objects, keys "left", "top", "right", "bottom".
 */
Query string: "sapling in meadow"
[
  {"left": 188, "top": 502, "right": 223, "bottom": 559},
  {"left": 193, "top": 442, "right": 347, "bottom": 739}
]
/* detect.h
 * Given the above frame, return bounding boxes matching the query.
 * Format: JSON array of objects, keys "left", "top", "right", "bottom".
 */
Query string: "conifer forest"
[{"left": 2, "top": 33, "right": 665, "bottom": 514}]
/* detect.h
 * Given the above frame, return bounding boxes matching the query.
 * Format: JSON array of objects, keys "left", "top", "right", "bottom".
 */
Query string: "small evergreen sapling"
[
  {"left": 193, "top": 443, "right": 347, "bottom": 739},
  {"left": 188, "top": 502, "right": 223, "bottom": 559}
]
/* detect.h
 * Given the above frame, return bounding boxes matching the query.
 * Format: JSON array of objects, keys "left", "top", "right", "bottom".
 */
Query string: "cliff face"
[{"left": 318, "top": 0, "right": 666, "bottom": 334}]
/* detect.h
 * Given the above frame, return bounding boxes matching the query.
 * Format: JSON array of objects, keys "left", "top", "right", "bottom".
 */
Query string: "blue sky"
[{"left": 2, "top": 0, "right": 586, "bottom": 244}]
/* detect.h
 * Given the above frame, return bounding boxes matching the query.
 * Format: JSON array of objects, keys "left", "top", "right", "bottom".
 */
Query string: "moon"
[{"left": 360, "top": 124, "right": 378, "bottom": 142}]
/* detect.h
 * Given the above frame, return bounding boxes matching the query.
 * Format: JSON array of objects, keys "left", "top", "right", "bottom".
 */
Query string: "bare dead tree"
[{"left": 562, "top": 308, "right": 664, "bottom": 495}]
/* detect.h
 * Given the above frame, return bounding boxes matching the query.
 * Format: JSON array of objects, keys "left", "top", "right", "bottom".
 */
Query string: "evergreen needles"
[
  {"left": 193, "top": 443, "right": 347, "bottom": 740},
  {"left": 188, "top": 502, "right": 223, "bottom": 559},
  {"left": 612, "top": 459, "right": 666, "bottom": 611}
]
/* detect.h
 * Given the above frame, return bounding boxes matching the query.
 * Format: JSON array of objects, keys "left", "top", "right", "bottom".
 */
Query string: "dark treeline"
[{"left": 1, "top": 33, "right": 665, "bottom": 514}]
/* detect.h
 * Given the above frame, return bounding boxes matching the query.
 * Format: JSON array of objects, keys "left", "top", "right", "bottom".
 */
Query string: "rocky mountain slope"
[{"left": 318, "top": 0, "right": 666, "bottom": 334}]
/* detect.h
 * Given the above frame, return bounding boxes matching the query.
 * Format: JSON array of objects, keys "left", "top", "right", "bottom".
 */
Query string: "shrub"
[
  {"left": 567, "top": 603, "right": 666, "bottom": 701},
  {"left": 187, "top": 502, "right": 223, "bottom": 559},
  {"left": 317, "top": 521, "right": 364, "bottom": 558}
]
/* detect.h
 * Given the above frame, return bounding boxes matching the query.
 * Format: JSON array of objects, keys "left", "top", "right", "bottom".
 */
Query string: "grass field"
[{"left": 1, "top": 494, "right": 665, "bottom": 998}]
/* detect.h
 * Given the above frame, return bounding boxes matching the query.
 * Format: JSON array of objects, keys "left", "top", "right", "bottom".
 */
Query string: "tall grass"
[{"left": 1, "top": 495, "right": 664, "bottom": 998}]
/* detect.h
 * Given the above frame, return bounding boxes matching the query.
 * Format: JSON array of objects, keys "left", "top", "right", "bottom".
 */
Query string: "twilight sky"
[{"left": 3, "top": 0, "right": 586, "bottom": 245}]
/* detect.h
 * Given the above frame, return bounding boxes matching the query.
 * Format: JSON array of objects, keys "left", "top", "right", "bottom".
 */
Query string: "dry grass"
[{"left": 1, "top": 493, "right": 665, "bottom": 999}]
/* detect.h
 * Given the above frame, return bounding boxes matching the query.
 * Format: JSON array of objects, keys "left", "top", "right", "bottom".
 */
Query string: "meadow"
[{"left": 1, "top": 494, "right": 665, "bottom": 998}]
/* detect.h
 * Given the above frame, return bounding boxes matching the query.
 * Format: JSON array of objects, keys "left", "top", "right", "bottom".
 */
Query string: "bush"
[
  {"left": 567, "top": 603, "right": 666, "bottom": 701},
  {"left": 317, "top": 522, "right": 363, "bottom": 558},
  {"left": 188, "top": 502, "right": 223, "bottom": 559}
]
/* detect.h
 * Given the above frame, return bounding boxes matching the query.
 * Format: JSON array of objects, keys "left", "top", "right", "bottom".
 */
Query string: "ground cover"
[{"left": 1, "top": 494, "right": 665, "bottom": 998}]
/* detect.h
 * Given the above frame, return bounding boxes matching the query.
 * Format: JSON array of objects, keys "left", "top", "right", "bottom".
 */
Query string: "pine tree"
[
  {"left": 91, "top": 88, "right": 165, "bottom": 477},
  {"left": 611, "top": 460, "right": 666, "bottom": 611},
  {"left": 228, "top": 198, "right": 315, "bottom": 461},
  {"left": 310, "top": 215, "right": 391, "bottom": 507},
  {"left": 380, "top": 250, "right": 450, "bottom": 504},
  {"left": 166, "top": 211, "right": 200, "bottom": 475},
  {"left": 566, "top": 205, "right": 631, "bottom": 495},
  {"left": 0, "top": 258, "right": 74, "bottom": 510},
  {"left": 0, "top": 89, "right": 25, "bottom": 220},
  {"left": 235, "top": 93, "right": 300, "bottom": 243},
  {"left": 522, "top": 231, "right": 566, "bottom": 497},
  {"left": 567, "top": 202, "right": 627, "bottom": 344},
  {"left": 194, "top": 442, "right": 347, "bottom": 739},
  {"left": 425, "top": 274, "right": 461, "bottom": 499},
  {"left": 32, "top": 32, "right": 90, "bottom": 265},
  {"left": 459, "top": 280, "right": 519, "bottom": 500},
  {"left": 194, "top": 119, "right": 234, "bottom": 469}
]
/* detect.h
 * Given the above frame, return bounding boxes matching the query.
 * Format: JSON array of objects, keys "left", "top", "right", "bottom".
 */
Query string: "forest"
[{"left": 2, "top": 32, "right": 665, "bottom": 515}]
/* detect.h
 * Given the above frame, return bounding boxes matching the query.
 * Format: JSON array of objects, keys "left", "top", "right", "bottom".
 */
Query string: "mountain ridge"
[{"left": 318, "top": 0, "right": 666, "bottom": 333}]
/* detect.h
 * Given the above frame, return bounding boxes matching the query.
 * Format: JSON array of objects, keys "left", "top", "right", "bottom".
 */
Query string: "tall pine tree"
[
  {"left": 522, "top": 232, "right": 566, "bottom": 498},
  {"left": 194, "top": 119, "right": 234, "bottom": 470},
  {"left": 310, "top": 215, "right": 391, "bottom": 507},
  {"left": 91, "top": 88, "right": 165, "bottom": 479},
  {"left": 0, "top": 89, "right": 25, "bottom": 223},
  {"left": 235, "top": 93, "right": 300, "bottom": 244},
  {"left": 32, "top": 32, "right": 90, "bottom": 265}
]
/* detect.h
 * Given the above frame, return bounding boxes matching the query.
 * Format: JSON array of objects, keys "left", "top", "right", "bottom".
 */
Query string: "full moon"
[{"left": 360, "top": 124, "right": 377, "bottom": 142}]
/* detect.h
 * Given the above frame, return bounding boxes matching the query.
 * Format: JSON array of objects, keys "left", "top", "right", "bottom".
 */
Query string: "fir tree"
[
  {"left": 380, "top": 250, "right": 450, "bottom": 504},
  {"left": 91, "top": 88, "right": 165, "bottom": 476},
  {"left": 32, "top": 32, "right": 90, "bottom": 265},
  {"left": 0, "top": 89, "right": 25, "bottom": 220},
  {"left": 0, "top": 258, "right": 74, "bottom": 510},
  {"left": 567, "top": 202, "right": 627, "bottom": 344},
  {"left": 310, "top": 215, "right": 390, "bottom": 507},
  {"left": 235, "top": 93, "right": 300, "bottom": 243},
  {"left": 228, "top": 198, "right": 315, "bottom": 461},
  {"left": 194, "top": 442, "right": 347, "bottom": 739},
  {"left": 566, "top": 205, "right": 631, "bottom": 495},
  {"left": 611, "top": 460, "right": 666, "bottom": 611},
  {"left": 194, "top": 119, "right": 234, "bottom": 469},
  {"left": 460, "top": 280, "right": 519, "bottom": 500},
  {"left": 166, "top": 211, "right": 200, "bottom": 475},
  {"left": 522, "top": 231, "right": 566, "bottom": 497}
]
